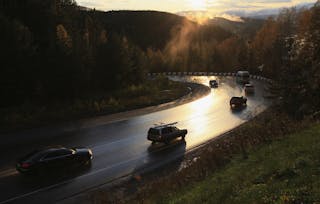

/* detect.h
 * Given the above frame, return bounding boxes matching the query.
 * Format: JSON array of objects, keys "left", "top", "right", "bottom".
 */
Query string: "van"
[{"left": 236, "top": 71, "right": 250, "bottom": 84}]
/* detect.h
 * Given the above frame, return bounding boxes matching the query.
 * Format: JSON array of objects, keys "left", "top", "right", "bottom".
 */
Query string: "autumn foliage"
[{"left": 0, "top": 0, "right": 319, "bottom": 118}]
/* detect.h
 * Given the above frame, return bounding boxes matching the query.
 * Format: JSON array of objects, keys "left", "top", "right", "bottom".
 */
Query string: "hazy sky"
[{"left": 77, "top": 0, "right": 316, "bottom": 13}]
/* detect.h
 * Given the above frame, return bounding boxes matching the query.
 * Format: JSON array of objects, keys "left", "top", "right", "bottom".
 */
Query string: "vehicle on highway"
[
  {"left": 209, "top": 79, "right": 218, "bottom": 88},
  {"left": 147, "top": 122, "right": 187, "bottom": 144},
  {"left": 244, "top": 83, "right": 255, "bottom": 95},
  {"left": 236, "top": 71, "right": 250, "bottom": 84},
  {"left": 230, "top": 96, "right": 247, "bottom": 110},
  {"left": 16, "top": 147, "right": 93, "bottom": 174}
]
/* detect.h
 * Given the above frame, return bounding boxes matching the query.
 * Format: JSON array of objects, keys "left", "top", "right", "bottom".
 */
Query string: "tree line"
[
  {"left": 0, "top": 0, "right": 245, "bottom": 108},
  {"left": 248, "top": 1, "right": 320, "bottom": 117},
  {"left": 0, "top": 0, "right": 184, "bottom": 107},
  {"left": 145, "top": 1, "right": 320, "bottom": 117},
  {"left": 0, "top": 0, "right": 319, "bottom": 117}
]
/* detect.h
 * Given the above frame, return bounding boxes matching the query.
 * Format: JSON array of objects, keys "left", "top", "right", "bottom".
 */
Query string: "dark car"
[
  {"left": 147, "top": 122, "right": 187, "bottom": 144},
  {"left": 16, "top": 147, "right": 93, "bottom": 174},
  {"left": 230, "top": 96, "right": 247, "bottom": 109},
  {"left": 244, "top": 83, "right": 255, "bottom": 95},
  {"left": 209, "top": 80, "right": 218, "bottom": 88}
]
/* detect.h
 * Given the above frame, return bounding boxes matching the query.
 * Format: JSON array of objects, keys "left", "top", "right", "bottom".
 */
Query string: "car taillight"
[{"left": 21, "top": 163, "right": 31, "bottom": 168}]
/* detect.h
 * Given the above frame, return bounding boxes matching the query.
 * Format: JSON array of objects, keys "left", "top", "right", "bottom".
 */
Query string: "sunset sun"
[{"left": 189, "top": 0, "right": 207, "bottom": 10}]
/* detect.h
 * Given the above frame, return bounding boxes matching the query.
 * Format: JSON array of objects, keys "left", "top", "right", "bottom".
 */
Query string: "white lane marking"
[
  {"left": 0, "top": 151, "right": 149, "bottom": 204},
  {"left": 0, "top": 180, "right": 68, "bottom": 204},
  {"left": 0, "top": 139, "right": 185, "bottom": 204},
  {"left": 91, "top": 89, "right": 266, "bottom": 152},
  {"left": 2, "top": 111, "right": 266, "bottom": 204},
  {"left": 0, "top": 168, "right": 18, "bottom": 179},
  {"left": 0, "top": 78, "right": 270, "bottom": 203}
]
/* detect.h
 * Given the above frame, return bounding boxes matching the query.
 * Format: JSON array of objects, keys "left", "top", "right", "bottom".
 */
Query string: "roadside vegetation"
[
  {"left": 1, "top": 0, "right": 319, "bottom": 129},
  {"left": 149, "top": 119, "right": 320, "bottom": 204},
  {"left": 1, "top": 0, "right": 320, "bottom": 202},
  {"left": 87, "top": 1, "right": 320, "bottom": 202},
  {"left": 0, "top": 76, "right": 191, "bottom": 131},
  {"left": 114, "top": 110, "right": 317, "bottom": 204}
]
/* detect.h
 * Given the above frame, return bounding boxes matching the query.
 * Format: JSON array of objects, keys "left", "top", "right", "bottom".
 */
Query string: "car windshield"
[{"left": 162, "top": 127, "right": 172, "bottom": 134}]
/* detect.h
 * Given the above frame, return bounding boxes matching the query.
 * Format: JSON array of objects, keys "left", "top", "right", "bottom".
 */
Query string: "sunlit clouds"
[
  {"left": 77, "top": 0, "right": 317, "bottom": 22},
  {"left": 78, "top": 0, "right": 316, "bottom": 12}
]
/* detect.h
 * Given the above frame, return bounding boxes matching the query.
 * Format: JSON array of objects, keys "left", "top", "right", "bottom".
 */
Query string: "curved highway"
[{"left": 0, "top": 76, "right": 271, "bottom": 204}]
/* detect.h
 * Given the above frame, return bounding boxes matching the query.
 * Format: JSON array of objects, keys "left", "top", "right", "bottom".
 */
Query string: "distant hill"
[
  {"left": 91, "top": 10, "right": 189, "bottom": 50},
  {"left": 0, "top": 1, "right": 189, "bottom": 50},
  {"left": 0, "top": 0, "right": 239, "bottom": 106},
  {"left": 87, "top": 10, "right": 237, "bottom": 50},
  {"left": 209, "top": 17, "right": 265, "bottom": 39},
  {"left": 225, "top": 2, "right": 315, "bottom": 19}
]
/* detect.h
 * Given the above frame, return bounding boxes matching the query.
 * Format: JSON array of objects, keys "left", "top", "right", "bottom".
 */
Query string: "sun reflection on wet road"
[{"left": 0, "top": 76, "right": 271, "bottom": 204}]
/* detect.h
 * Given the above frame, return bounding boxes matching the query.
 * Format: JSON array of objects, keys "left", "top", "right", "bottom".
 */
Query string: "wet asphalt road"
[{"left": 0, "top": 76, "right": 271, "bottom": 204}]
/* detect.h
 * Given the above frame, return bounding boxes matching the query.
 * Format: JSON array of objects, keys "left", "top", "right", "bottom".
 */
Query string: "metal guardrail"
[{"left": 148, "top": 72, "right": 273, "bottom": 83}]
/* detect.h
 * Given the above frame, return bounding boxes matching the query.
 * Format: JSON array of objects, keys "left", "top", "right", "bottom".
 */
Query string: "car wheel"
[
  {"left": 80, "top": 156, "right": 91, "bottom": 166},
  {"left": 86, "top": 157, "right": 92, "bottom": 165},
  {"left": 86, "top": 159, "right": 92, "bottom": 168},
  {"left": 34, "top": 166, "right": 45, "bottom": 177}
]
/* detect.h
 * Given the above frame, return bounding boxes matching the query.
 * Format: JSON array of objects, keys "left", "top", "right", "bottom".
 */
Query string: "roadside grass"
[
  {"left": 0, "top": 76, "right": 191, "bottom": 131},
  {"left": 155, "top": 123, "right": 320, "bottom": 204},
  {"left": 106, "top": 110, "right": 316, "bottom": 204}
]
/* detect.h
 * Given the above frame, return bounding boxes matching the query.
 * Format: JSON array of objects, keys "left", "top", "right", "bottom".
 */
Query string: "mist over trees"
[
  {"left": 0, "top": 0, "right": 319, "bottom": 117},
  {"left": 146, "top": 1, "right": 320, "bottom": 117},
  {"left": 0, "top": 0, "right": 238, "bottom": 107}
]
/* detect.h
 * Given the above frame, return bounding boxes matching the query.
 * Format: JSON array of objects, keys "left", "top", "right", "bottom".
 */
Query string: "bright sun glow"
[
  {"left": 189, "top": 0, "right": 207, "bottom": 10},
  {"left": 190, "top": 94, "right": 215, "bottom": 115}
]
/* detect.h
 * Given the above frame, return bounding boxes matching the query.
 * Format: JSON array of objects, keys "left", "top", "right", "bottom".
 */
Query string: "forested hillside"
[
  {"left": 247, "top": 2, "right": 320, "bottom": 117},
  {"left": 0, "top": 0, "right": 235, "bottom": 107},
  {"left": 1, "top": 0, "right": 319, "bottom": 119},
  {"left": 209, "top": 17, "right": 265, "bottom": 39},
  {"left": 0, "top": 0, "right": 186, "bottom": 107},
  {"left": 0, "top": 0, "right": 237, "bottom": 107},
  {"left": 95, "top": 10, "right": 187, "bottom": 50}
]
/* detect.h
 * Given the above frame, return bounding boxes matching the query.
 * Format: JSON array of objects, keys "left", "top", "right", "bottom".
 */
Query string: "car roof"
[
  {"left": 237, "top": 71, "right": 249, "bottom": 74},
  {"left": 40, "top": 146, "right": 67, "bottom": 151},
  {"left": 231, "top": 96, "right": 245, "bottom": 100},
  {"left": 151, "top": 126, "right": 174, "bottom": 130},
  {"left": 32, "top": 147, "right": 69, "bottom": 156},
  {"left": 47, "top": 147, "right": 69, "bottom": 152},
  {"left": 20, "top": 147, "right": 71, "bottom": 162},
  {"left": 150, "top": 122, "right": 178, "bottom": 130}
]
